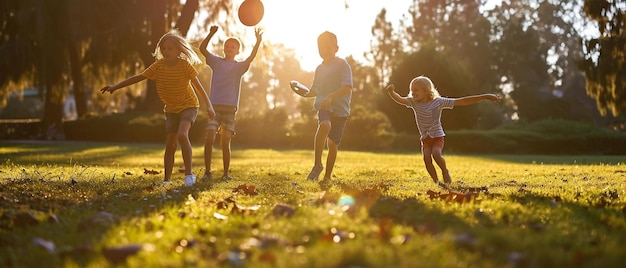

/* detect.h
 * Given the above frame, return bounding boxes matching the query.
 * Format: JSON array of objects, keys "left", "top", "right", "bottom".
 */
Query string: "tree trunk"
[
  {"left": 68, "top": 39, "right": 87, "bottom": 118},
  {"left": 43, "top": 84, "right": 65, "bottom": 140},
  {"left": 176, "top": 0, "right": 199, "bottom": 36},
  {"left": 138, "top": 0, "right": 167, "bottom": 113}
]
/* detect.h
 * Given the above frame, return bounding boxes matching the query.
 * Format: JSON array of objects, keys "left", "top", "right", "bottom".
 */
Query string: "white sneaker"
[{"left": 184, "top": 174, "right": 196, "bottom": 187}]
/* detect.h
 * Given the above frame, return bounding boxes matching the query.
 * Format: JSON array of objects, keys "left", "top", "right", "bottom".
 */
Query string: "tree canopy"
[{"left": 581, "top": 0, "right": 626, "bottom": 116}]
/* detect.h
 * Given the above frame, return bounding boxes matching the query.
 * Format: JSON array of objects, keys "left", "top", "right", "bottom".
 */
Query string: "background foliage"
[{"left": 1, "top": 0, "right": 626, "bottom": 147}]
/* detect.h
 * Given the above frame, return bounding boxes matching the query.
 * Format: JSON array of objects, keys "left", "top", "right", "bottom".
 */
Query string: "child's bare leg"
[
  {"left": 164, "top": 133, "right": 178, "bottom": 182},
  {"left": 421, "top": 147, "right": 438, "bottom": 182},
  {"left": 323, "top": 138, "right": 338, "bottom": 180},
  {"left": 431, "top": 146, "right": 451, "bottom": 183},
  {"left": 203, "top": 128, "right": 217, "bottom": 178},
  {"left": 177, "top": 120, "right": 193, "bottom": 176},
  {"left": 314, "top": 121, "right": 331, "bottom": 168},
  {"left": 220, "top": 129, "right": 233, "bottom": 178}
]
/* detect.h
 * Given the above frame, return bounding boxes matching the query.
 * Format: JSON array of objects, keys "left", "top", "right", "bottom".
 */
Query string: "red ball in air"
[{"left": 238, "top": 0, "right": 264, "bottom": 26}]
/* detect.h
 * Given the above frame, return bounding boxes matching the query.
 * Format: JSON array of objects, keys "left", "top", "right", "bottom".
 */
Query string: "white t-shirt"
[{"left": 406, "top": 97, "right": 455, "bottom": 140}]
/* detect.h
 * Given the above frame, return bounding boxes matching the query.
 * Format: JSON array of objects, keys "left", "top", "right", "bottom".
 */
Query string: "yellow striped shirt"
[{"left": 142, "top": 59, "right": 199, "bottom": 113}]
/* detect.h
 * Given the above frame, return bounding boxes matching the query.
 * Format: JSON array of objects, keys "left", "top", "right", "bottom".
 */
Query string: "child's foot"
[
  {"left": 220, "top": 174, "right": 233, "bottom": 180},
  {"left": 162, "top": 180, "right": 170, "bottom": 186},
  {"left": 307, "top": 165, "right": 323, "bottom": 181},
  {"left": 184, "top": 174, "right": 196, "bottom": 187},
  {"left": 443, "top": 170, "right": 452, "bottom": 184},
  {"left": 202, "top": 172, "right": 212, "bottom": 180}
]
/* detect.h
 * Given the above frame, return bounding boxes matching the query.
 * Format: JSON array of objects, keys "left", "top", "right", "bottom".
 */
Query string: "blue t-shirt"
[
  {"left": 311, "top": 57, "right": 353, "bottom": 117},
  {"left": 206, "top": 53, "right": 250, "bottom": 109}
]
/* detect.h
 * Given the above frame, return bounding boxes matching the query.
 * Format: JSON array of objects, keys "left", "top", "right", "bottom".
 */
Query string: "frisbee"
[
  {"left": 238, "top": 0, "right": 264, "bottom": 26},
  {"left": 290, "top": 80, "right": 310, "bottom": 97}
]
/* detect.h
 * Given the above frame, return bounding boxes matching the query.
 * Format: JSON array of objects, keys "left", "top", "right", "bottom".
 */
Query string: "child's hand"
[
  {"left": 100, "top": 85, "right": 114, "bottom": 94},
  {"left": 207, "top": 107, "right": 216, "bottom": 119},
  {"left": 485, "top": 94, "right": 502, "bottom": 102},
  {"left": 254, "top": 27, "right": 263, "bottom": 41},
  {"left": 209, "top": 26, "right": 218, "bottom": 35},
  {"left": 386, "top": 84, "right": 396, "bottom": 93}
]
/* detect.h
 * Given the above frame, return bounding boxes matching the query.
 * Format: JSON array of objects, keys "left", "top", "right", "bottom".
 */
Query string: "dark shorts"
[
  {"left": 421, "top": 136, "right": 445, "bottom": 150},
  {"left": 207, "top": 105, "right": 237, "bottom": 134},
  {"left": 165, "top": 108, "right": 198, "bottom": 134},
  {"left": 318, "top": 110, "right": 348, "bottom": 145}
]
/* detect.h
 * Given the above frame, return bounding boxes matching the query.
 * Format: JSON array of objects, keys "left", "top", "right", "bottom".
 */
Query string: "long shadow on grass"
[
  {"left": 0, "top": 141, "right": 165, "bottom": 167},
  {"left": 471, "top": 154, "right": 626, "bottom": 165},
  {"left": 355, "top": 180, "right": 626, "bottom": 267},
  {"left": 0, "top": 170, "right": 223, "bottom": 267}
]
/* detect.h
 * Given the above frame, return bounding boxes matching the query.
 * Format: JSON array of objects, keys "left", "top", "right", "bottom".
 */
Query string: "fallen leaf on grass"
[
  {"left": 102, "top": 244, "right": 142, "bottom": 265},
  {"left": 271, "top": 203, "right": 295, "bottom": 217},
  {"left": 213, "top": 212, "right": 228, "bottom": 220},
  {"left": 78, "top": 211, "right": 117, "bottom": 231},
  {"left": 143, "top": 168, "right": 160, "bottom": 175},
  {"left": 32, "top": 237, "right": 55, "bottom": 254},
  {"left": 233, "top": 184, "right": 258, "bottom": 195},
  {"left": 258, "top": 252, "right": 277, "bottom": 263},
  {"left": 232, "top": 203, "right": 261, "bottom": 214},
  {"left": 426, "top": 190, "right": 479, "bottom": 204}
]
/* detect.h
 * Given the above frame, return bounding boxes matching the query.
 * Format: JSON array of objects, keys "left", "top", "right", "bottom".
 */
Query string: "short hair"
[
  {"left": 153, "top": 29, "right": 202, "bottom": 65},
  {"left": 317, "top": 31, "right": 337, "bottom": 47},
  {"left": 410, "top": 76, "right": 440, "bottom": 100}
]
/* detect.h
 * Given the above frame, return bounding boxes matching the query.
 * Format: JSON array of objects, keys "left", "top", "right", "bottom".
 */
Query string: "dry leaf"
[
  {"left": 102, "top": 244, "right": 142, "bottom": 265},
  {"left": 32, "top": 238, "right": 55, "bottom": 254},
  {"left": 143, "top": 168, "right": 160, "bottom": 175},
  {"left": 213, "top": 212, "right": 228, "bottom": 220}
]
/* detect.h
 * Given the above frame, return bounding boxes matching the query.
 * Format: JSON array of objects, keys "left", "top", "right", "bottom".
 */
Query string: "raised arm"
[
  {"left": 100, "top": 74, "right": 146, "bottom": 94},
  {"left": 386, "top": 84, "right": 410, "bottom": 106},
  {"left": 200, "top": 26, "right": 219, "bottom": 61},
  {"left": 454, "top": 94, "right": 501, "bottom": 106},
  {"left": 243, "top": 27, "right": 263, "bottom": 65}
]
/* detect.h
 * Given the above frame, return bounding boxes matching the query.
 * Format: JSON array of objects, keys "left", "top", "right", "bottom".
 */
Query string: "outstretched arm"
[
  {"left": 454, "top": 94, "right": 501, "bottom": 106},
  {"left": 100, "top": 74, "right": 146, "bottom": 94},
  {"left": 386, "top": 84, "right": 410, "bottom": 106},
  {"left": 243, "top": 27, "right": 263, "bottom": 65},
  {"left": 200, "top": 26, "right": 219, "bottom": 61}
]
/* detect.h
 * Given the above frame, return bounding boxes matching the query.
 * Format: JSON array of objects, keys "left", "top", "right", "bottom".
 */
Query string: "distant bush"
[
  {"left": 5, "top": 116, "right": 625, "bottom": 155},
  {"left": 445, "top": 119, "right": 626, "bottom": 155}
]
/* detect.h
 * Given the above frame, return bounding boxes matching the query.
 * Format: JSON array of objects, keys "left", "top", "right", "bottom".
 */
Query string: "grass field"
[{"left": 1, "top": 141, "right": 625, "bottom": 267}]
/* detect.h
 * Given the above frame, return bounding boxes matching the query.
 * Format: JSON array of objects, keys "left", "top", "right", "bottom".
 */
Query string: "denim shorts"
[
  {"left": 165, "top": 108, "right": 198, "bottom": 134},
  {"left": 318, "top": 110, "right": 348, "bottom": 145},
  {"left": 207, "top": 105, "right": 236, "bottom": 133}
]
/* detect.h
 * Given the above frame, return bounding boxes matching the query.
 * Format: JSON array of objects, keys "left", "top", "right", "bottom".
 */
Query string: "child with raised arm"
[
  {"left": 386, "top": 76, "right": 500, "bottom": 186},
  {"left": 101, "top": 29, "right": 215, "bottom": 187},
  {"left": 199, "top": 26, "right": 263, "bottom": 180},
  {"left": 296, "top": 31, "right": 353, "bottom": 181}
]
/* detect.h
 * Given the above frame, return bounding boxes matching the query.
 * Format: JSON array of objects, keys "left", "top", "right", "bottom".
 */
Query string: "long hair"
[
  {"left": 410, "top": 76, "right": 440, "bottom": 100},
  {"left": 153, "top": 29, "right": 202, "bottom": 65}
]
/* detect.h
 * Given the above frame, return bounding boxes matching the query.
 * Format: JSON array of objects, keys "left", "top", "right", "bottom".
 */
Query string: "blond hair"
[
  {"left": 410, "top": 76, "right": 440, "bottom": 100},
  {"left": 153, "top": 29, "right": 202, "bottom": 65}
]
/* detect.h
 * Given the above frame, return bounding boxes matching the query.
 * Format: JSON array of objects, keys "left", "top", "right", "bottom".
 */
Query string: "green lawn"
[{"left": 1, "top": 141, "right": 625, "bottom": 267}]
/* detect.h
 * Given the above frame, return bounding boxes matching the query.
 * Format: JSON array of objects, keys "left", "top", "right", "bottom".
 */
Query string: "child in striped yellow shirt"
[{"left": 101, "top": 30, "right": 215, "bottom": 187}]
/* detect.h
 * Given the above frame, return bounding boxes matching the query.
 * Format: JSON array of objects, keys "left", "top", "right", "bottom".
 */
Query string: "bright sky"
[{"left": 224, "top": 0, "right": 502, "bottom": 71}]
